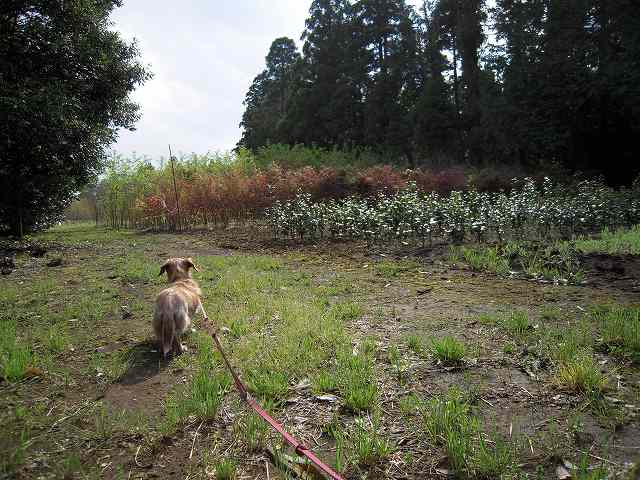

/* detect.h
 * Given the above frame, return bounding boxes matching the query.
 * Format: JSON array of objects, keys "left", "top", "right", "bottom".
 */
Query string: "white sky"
[{"left": 110, "top": 0, "right": 424, "bottom": 160}]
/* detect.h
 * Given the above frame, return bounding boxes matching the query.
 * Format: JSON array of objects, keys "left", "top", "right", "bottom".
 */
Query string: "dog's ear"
[
  {"left": 183, "top": 258, "right": 199, "bottom": 272},
  {"left": 159, "top": 261, "right": 171, "bottom": 277}
]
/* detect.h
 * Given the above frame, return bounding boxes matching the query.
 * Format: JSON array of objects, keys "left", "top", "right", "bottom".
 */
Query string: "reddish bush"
[
  {"left": 409, "top": 168, "right": 468, "bottom": 195},
  {"left": 355, "top": 165, "right": 407, "bottom": 195}
]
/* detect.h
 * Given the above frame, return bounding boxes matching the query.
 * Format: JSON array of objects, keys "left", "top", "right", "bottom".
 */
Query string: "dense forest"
[{"left": 238, "top": 0, "right": 640, "bottom": 185}]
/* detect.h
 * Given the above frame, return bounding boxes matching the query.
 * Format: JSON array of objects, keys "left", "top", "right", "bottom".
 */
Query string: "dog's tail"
[{"left": 160, "top": 311, "right": 176, "bottom": 359}]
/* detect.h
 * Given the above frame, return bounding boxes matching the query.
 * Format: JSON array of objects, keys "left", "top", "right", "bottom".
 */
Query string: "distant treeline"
[{"left": 238, "top": 0, "right": 640, "bottom": 185}]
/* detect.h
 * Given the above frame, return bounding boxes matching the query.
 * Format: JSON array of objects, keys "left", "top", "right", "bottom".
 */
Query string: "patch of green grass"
[
  {"left": 115, "top": 251, "right": 162, "bottom": 283},
  {"left": 387, "top": 344, "right": 408, "bottom": 382},
  {"left": 554, "top": 354, "right": 607, "bottom": 395},
  {"left": 0, "top": 427, "right": 29, "bottom": 475},
  {"left": 246, "top": 369, "right": 289, "bottom": 401},
  {"left": 399, "top": 393, "right": 421, "bottom": 416},
  {"left": 214, "top": 459, "right": 236, "bottom": 480},
  {"left": 423, "top": 388, "right": 519, "bottom": 478},
  {"left": 0, "top": 320, "right": 32, "bottom": 381},
  {"left": 313, "top": 370, "right": 339, "bottom": 393},
  {"left": 54, "top": 453, "right": 84, "bottom": 479},
  {"left": 423, "top": 388, "right": 477, "bottom": 473},
  {"left": 429, "top": 336, "right": 466, "bottom": 365},
  {"left": 540, "top": 323, "right": 594, "bottom": 366},
  {"left": 336, "top": 347, "right": 378, "bottom": 412},
  {"left": 351, "top": 417, "right": 393, "bottom": 467},
  {"left": 572, "top": 454, "right": 609, "bottom": 480},
  {"left": 374, "top": 259, "right": 418, "bottom": 277},
  {"left": 472, "top": 433, "right": 518, "bottom": 480},
  {"left": 163, "top": 370, "right": 230, "bottom": 433},
  {"left": 405, "top": 333, "right": 423, "bottom": 355},
  {"left": 33, "top": 221, "right": 141, "bottom": 245},
  {"left": 478, "top": 312, "right": 500, "bottom": 326},
  {"left": 459, "top": 246, "right": 510, "bottom": 275},
  {"left": 237, "top": 409, "right": 270, "bottom": 452},
  {"left": 574, "top": 225, "right": 640, "bottom": 255},
  {"left": 331, "top": 302, "right": 363, "bottom": 322},
  {"left": 501, "top": 311, "right": 532, "bottom": 339},
  {"left": 592, "top": 305, "right": 640, "bottom": 363},
  {"left": 325, "top": 415, "right": 393, "bottom": 472}
]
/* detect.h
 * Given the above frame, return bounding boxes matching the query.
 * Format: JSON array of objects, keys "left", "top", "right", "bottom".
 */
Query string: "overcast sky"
[{"left": 110, "top": 0, "right": 423, "bottom": 160}]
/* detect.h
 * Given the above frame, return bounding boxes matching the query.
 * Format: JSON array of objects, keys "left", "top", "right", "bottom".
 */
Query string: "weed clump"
[{"left": 430, "top": 336, "right": 466, "bottom": 365}]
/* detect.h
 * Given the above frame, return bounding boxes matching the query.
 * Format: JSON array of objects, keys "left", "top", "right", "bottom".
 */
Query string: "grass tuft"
[
  {"left": 214, "top": 459, "right": 236, "bottom": 480},
  {"left": 554, "top": 354, "right": 607, "bottom": 395},
  {"left": 593, "top": 305, "right": 640, "bottom": 363},
  {"left": 0, "top": 320, "right": 32, "bottom": 381},
  {"left": 430, "top": 336, "right": 466, "bottom": 365},
  {"left": 501, "top": 311, "right": 532, "bottom": 338}
]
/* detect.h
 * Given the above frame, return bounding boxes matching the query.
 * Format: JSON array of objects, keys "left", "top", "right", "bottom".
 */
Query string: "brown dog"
[{"left": 153, "top": 257, "right": 201, "bottom": 358}]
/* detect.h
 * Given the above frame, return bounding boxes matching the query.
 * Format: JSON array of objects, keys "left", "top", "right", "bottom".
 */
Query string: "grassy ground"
[{"left": 1, "top": 222, "right": 639, "bottom": 479}]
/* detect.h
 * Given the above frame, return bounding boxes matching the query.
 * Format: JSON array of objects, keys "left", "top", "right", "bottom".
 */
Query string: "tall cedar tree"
[
  {"left": 286, "top": 0, "right": 364, "bottom": 147},
  {"left": 0, "top": 0, "right": 150, "bottom": 235},
  {"left": 239, "top": 37, "right": 301, "bottom": 150}
]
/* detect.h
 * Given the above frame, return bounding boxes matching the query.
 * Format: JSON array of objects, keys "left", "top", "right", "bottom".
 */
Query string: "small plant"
[
  {"left": 374, "top": 259, "right": 417, "bottom": 277},
  {"left": 555, "top": 354, "right": 607, "bottom": 395},
  {"left": 502, "top": 311, "right": 532, "bottom": 338},
  {"left": 246, "top": 369, "right": 288, "bottom": 402},
  {"left": 240, "top": 411, "right": 270, "bottom": 452},
  {"left": 313, "top": 370, "right": 339, "bottom": 393},
  {"left": 423, "top": 388, "right": 477, "bottom": 473},
  {"left": 430, "top": 336, "right": 466, "bottom": 365},
  {"left": 214, "top": 459, "right": 236, "bottom": 480},
  {"left": 0, "top": 320, "right": 32, "bottom": 381},
  {"left": 472, "top": 433, "right": 517, "bottom": 479},
  {"left": 594, "top": 305, "right": 640, "bottom": 363},
  {"left": 460, "top": 246, "right": 510, "bottom": 275},
  {"left": 344, "top": 383, "right": 378, "bottom": 412},
  {"left": 331, "top": 302, "right": 363, "bottom": 322},
  {"left": 399, "top": 393, "right": 421, "bottom": 415},
  {"left": 387, "top": 345, "right": 408, "bottom": 383},
  {"left": 351, "top": 417, "right": 393, "bottom": 467},
  {"left": 405, "top": 333, "right": 423, "bottom": 355}
]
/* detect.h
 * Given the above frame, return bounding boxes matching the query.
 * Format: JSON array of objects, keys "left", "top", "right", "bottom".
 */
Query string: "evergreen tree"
[{"left": 238, "top": 37, "right": 301, "bottom": 149}]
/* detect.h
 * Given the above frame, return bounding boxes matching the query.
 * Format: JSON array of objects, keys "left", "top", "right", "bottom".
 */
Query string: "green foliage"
[
  {"left": 574, "top": 226, "right": 640, "bottom": 255},
  {"left": 430, "top": 336, "right": 466, "bottom": 365},
  {"left": 422, "top": 388, "right": 519, "bottom": 478},
  {"left": 592, "top": 305, "right": 640, "bottom": 363},
  {"left": 0, "top": 1, "right": 150, "bottom": 235},
  {"left": 554, "top": 355, "right": 608, "bottom": 396},
  {"left": 0, "top": 320, "right": 32, "bottom": 381},
  {"left": 501, "top": 311, "right": 532, "bottom": 339},
  {"left": 267, "top": 178, "right": 640, "bottom": 249},
  {"left": 214, "top": 459, "right": 236, "bottom": 480}
]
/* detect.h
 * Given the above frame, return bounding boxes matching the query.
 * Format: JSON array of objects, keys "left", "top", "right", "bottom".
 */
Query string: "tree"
[
  {"left": 0, "top": 0, "right": 151, "bottom": 235},
  {"left": 353, "top": 0, "right": 419, "bottom": 154},
  {"left": 280, "top": 0, "right": 363, "bottom": 147},
  {"left": 238, "top": 37, "right": 301, "bottom": 150},
  {"left": 413, "top": 1, "right": 458, "bottom": 162}
]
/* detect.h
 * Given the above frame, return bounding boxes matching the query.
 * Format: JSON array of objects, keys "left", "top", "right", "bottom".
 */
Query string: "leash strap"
[{"left": 201, "top": 310, "right": 344, "bottom": 480}]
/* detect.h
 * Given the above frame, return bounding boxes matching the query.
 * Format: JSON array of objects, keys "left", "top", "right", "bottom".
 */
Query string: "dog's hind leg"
[{"left": 160, "top": 312, "right": 176, "bottom": 359}]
